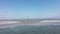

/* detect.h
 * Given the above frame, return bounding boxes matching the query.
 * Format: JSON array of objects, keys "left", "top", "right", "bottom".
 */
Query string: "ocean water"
[{"left": 0, "top": 25, "right": 60, "bottom": 34}]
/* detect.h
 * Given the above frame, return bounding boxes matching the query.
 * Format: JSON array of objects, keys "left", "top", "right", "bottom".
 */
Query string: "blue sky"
[{"left": 0, "top": 0, "right": 60, "bottom": 19}]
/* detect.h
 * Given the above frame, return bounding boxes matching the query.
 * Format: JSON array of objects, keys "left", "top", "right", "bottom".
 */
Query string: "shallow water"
[{"left": 0, "top": 25, "right": 60, "bottom": 34}]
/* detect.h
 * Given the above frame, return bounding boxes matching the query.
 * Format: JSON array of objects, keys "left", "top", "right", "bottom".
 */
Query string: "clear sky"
[{"left": 0, "top": 0, "right": 60, "bottom": 19}]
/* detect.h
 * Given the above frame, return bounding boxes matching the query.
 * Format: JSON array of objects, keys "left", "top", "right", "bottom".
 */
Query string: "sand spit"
[
  {"left": 0, "top": 21, "right": 18, "bottom": 25},
  {"left": 0, "top": 19, "right": 60, "bottom": 25},
  {"left": 0, "top": 19, "right": 60, "bottom": 28}
]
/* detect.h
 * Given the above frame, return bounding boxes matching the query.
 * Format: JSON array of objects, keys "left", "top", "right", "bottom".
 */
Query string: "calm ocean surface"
[{"left": 0, "top": 24, "right": 60, "bottom": 34}]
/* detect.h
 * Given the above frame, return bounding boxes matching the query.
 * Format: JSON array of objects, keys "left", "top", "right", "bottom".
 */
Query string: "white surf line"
[{"left": 0, "top": 21, "right": 19, "bottom": 25}]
